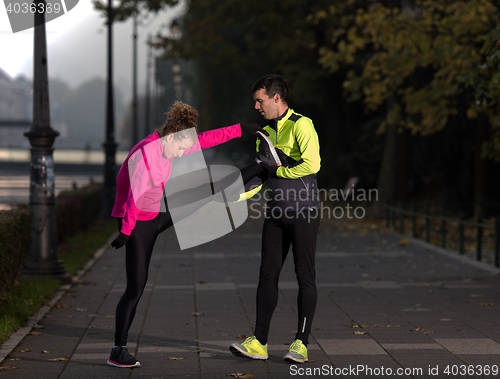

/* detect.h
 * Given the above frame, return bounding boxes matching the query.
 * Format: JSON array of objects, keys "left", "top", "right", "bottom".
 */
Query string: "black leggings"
[
  {"left": 114, "top": 162, "right": 263, "bottom": 346},
  {"left": 254, "top": 208, "right": 320, "bottom": 346}
]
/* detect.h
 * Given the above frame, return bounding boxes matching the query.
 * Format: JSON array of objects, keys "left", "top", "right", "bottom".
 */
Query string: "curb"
[
  {"left": 408, "top": 236, "right": 500, "bottom": 275},
  {"left": 0, "top": 231, "right": 119, "bottom": 366}
]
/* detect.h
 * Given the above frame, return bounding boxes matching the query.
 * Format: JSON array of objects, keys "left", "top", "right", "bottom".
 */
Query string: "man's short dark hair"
[{"left": 251, "top": 74, "right": 289, "bottom": 104}]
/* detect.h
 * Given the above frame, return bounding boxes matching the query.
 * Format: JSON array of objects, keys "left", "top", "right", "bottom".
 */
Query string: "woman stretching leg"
[{"left": 107, "top": 101, "right": 267, "bottom": 368}]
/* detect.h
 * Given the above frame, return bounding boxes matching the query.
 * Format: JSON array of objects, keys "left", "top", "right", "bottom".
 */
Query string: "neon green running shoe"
[
  {"left": 230, "top": 336, "right": 268, "bottom": 360},
  {"left": 283, "top": 339, "right": 308, "bottom": 363}
]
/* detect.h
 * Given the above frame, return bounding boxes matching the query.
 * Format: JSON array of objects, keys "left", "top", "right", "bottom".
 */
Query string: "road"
[{"left": 0, "top": 161, "right": 104, "bottom": 210}]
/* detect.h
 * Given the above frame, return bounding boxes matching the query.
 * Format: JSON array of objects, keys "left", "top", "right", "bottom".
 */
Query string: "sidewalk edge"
[
  {"left": 408, "top": 236, "right": 500, "bottom": 275},
  {"left": 0, "top": 231, "right": 119, "bottom": 366}
]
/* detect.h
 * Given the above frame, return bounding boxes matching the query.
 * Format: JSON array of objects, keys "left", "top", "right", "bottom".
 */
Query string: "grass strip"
[
  {"left": 0, "top": 218, "right": 116, "bottom": 345},
  {"left": 0, "top": 277, "right": 60, "bottom": 344}
]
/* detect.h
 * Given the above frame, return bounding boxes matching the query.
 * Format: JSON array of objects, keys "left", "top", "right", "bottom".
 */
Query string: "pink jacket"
[{"left": 111, "top": 124, "right": 242, "bottom": 235}]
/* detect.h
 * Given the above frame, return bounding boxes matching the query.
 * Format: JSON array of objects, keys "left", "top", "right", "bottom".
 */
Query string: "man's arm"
[{"left": 276, "top": 117, "right": 320, "bottom": 179}]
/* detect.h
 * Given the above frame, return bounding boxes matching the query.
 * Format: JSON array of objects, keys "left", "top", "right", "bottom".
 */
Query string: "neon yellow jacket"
[{"left": 243, "top": 108, "right": 321, "bottom": 210}]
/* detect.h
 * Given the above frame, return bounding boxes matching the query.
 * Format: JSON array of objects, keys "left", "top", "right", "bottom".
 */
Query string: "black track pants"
[
  {"left": 113, "top": 162, "right": 263, "bottom": 346},
  {"left": 114, "top": 212, "right": 173, "bottom": 346},
  {"left": 254, "top": 208, "right": 320, "bottom": 346}
]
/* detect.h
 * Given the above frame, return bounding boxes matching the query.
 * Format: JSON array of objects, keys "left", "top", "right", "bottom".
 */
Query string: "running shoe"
[
  {"left": 107, "top": 346, "right": 141, "bottom": 368},
  {"left": 283, "top": 339, "right": 308, "bottom": 363},
  {"left": 230, "top": 335, "right": 268, "bottom": 360},
  {"left": 256, "top": 131, "right": 282, "bottom": 167}
]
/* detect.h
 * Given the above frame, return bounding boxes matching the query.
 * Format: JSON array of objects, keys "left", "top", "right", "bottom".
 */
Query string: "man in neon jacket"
[{"left": 231, "top": 74, "right": 321, "bottom": 364}]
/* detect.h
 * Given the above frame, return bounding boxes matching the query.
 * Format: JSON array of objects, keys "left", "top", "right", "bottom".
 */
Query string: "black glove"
[
  {"left": 240, "top": 123, "right": 269, "bottom": 137},
  {"left": 258, "top": 160, "right": 278, "bottom": 175},
  {"left": 111, "top": 232, "right": 129, "bottom": 249}
]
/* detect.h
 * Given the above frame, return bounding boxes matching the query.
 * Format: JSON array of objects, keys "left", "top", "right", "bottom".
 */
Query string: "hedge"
[
  {"left": 55, "top": 183, "right": 103, "bottom": 245},
  {"left": 0, "top": 183, "right": 104, "bottom": 296},
  {"left": 0, "top": 207, "right": 32, "bottom": 297}
]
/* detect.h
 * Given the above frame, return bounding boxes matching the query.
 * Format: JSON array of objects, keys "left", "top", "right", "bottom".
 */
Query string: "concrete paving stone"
[
  {"left": 381, "top": 343, "right": 443, "bottom": 350},
  {"left": 434, "top": 338, "right": 500, "bottom": 354},
  {"left": 317, "top": 339, "right": 387, "bottom": 355}
]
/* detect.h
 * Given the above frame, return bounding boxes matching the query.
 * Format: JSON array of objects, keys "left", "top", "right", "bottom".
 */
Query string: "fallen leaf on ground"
[
  {"left": 227, "top": 374, "right": 255, "bottom": 378},
  {"left": 28, "top": 332, "right": 42, "bottom": 336},
  {"left": 354, "top": 331, "right": 368, "bottom": 335},
  {"left": 76, "top": 308, "right": 87, "bottom": 312},
  {"left": 106, "top": 315, "right": 115, "bottom": 318},
  {"left": 480, "top": 303, "right": 493, "bottom": 306},
  {"left": 48, "top": 356, "right": 69, "bottom": 361},
  {"left": 397, "top": 239, "right": 411, "bottom": 246},
  {"left": 32, "top": 324, "right": 45, "bottom": 329},
  {"left": 0, "top": 366, "right": 18, "bottom": 370},
  {"left": 191, "top": 312, "right": 206, "bottom": 316},
  {"left": 191, "top": 349, "right": 204, "bottom": 353},
  {"left": 20, "top": 349, "right": 32, "bottom": 352},
  {"left": 169, "top": 357, "right": 184, "bottom": 360},
  {"left": 55, "top": 302, "right": 67, "bottom": 308},
  {"left": 411, "top": 326, "right": 434, "bottom": 334},
  {"left": 235, "top": 334, "right": 247, "bottom": 339},
  {"left": 42, "top": 350, "right": 53, "bottom": 354}
]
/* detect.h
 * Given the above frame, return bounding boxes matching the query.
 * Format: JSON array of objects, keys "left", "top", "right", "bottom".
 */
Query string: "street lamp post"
[
  {"left": 132, "top": 13, "right": 138, "bottom": 144},
  {"left": 23, "top": 0, "right": 69, "bottom": 281},
  {"left": 102, "top": 0, "right": 117, "bottom": 217},
  {"left": 145, "top": 33, "right": 152, "bottom": 138}
]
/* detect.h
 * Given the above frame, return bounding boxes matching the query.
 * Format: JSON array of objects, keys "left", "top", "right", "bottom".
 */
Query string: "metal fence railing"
[{"left": 385, "top": 203, "right": 500, "bottom": 267}]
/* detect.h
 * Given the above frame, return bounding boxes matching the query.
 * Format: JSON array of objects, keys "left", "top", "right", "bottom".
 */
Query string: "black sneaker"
[
  {"left": 256, "top": 131, "right": 282, "bottom": 167},
  {"left": 107, "top": 346, "right": 141, "bottom": 368}
]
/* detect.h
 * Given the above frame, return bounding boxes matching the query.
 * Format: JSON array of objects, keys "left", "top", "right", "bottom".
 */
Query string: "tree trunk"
[
  {"left": 474, "top": 115, "right": 488, "bottom": 217},
  {"left": 373, "top": 121, "right": 411, "bottom": 216}
]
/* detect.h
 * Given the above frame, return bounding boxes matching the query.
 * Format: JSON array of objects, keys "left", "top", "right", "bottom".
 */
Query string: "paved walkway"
[{"left": 1, "top": 214, "right": 500, "bottom": 378}]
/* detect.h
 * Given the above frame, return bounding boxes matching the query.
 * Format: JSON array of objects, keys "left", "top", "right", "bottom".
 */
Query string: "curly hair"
[{"left": 157, "top": 101, "right": 198, "bottom": 141}]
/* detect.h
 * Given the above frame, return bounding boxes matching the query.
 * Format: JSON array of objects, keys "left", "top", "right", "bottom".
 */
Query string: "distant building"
[
  {"left": 0, "top": 67, "right": 71, "bottom": 148},
  {"left": 0, "top": 67, "right": 33, "bottom": 147}
]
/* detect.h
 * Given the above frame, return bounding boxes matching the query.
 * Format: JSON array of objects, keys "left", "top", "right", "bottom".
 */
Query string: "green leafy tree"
[
  {"left": 314, "top": 0, "right": 500, "bottom": 208},
  {"left": 317, "top": 0, "right": 499, "bottom": 136}
]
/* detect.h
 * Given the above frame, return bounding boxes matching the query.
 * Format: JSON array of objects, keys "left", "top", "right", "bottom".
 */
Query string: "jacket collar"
[{"left": 271, "top": 108, "right": 293, "bottom": 130}]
